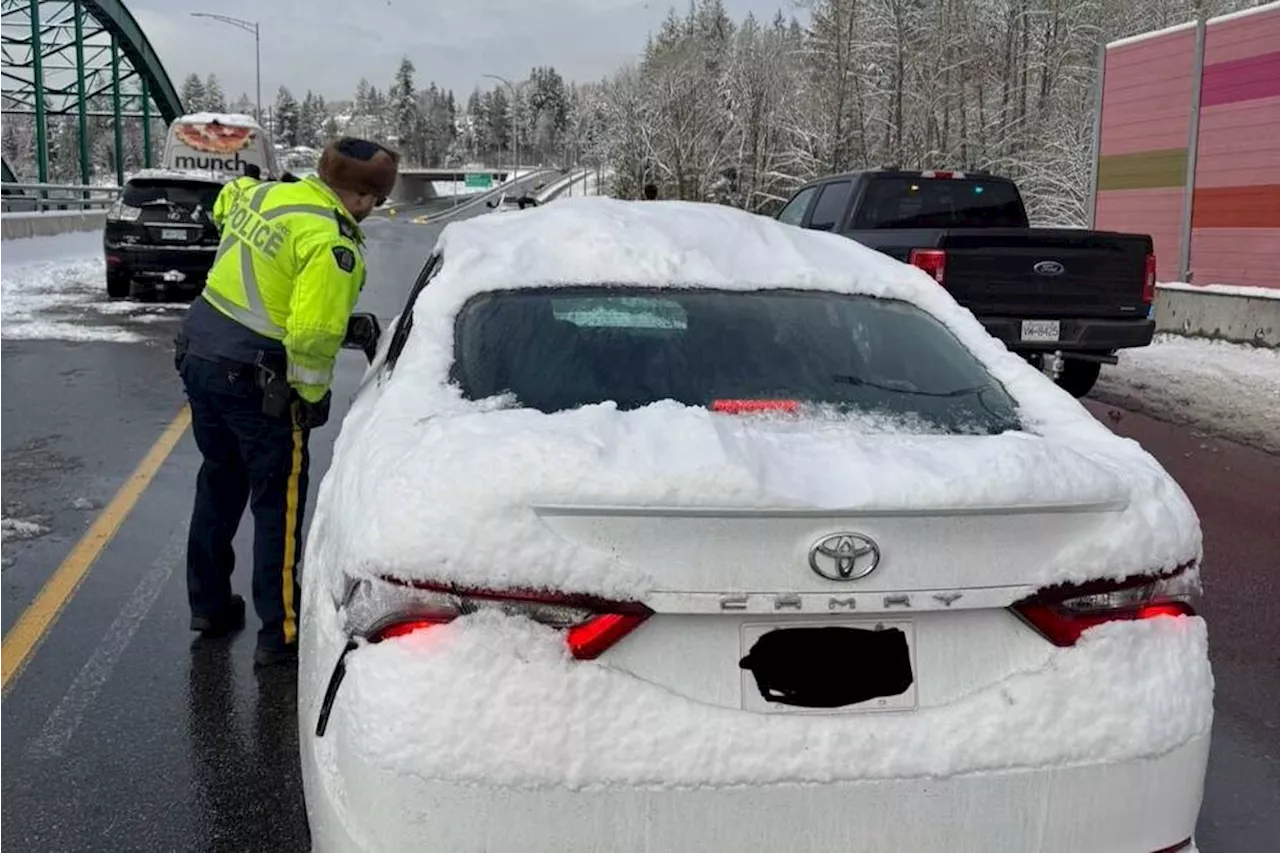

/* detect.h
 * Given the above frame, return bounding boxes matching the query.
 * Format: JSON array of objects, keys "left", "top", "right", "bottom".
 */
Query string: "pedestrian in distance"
[
  {"left": 175, "top": 137, "right": 399, "bottom": 666},
  {"left": 643, "top": 182, "right": 658, "bottom": 200},
  {"left": 210, "top": 163, "right": 262, "bottom": 232}
]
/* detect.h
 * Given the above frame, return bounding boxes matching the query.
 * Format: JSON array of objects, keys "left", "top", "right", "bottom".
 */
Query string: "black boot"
[
  {"left": 254, "top": 642, "right": 298, "bottom": 667},
  {"left": 190, "top": 594, "right": 246, "bottom": 638}
]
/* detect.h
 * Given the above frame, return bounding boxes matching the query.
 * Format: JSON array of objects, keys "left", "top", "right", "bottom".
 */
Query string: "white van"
[{"left": 161, "top": 112, "right": 279, "bottom": 179}]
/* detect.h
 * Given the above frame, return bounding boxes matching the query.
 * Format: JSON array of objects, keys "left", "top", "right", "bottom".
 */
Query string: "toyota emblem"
[{"left": 808, "top": 533, "right": 881, "bottom": 581}]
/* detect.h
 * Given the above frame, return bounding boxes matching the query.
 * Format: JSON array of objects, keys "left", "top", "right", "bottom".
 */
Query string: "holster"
[
  {"left": 254, "top": 352, "right": 291, "bottom": 419},
  {"left": 173, "top": 332, "right": 189, "bottom": 373}
]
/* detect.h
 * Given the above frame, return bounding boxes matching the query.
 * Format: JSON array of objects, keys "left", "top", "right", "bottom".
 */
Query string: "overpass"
[
  {"left": 393, "top": 168, "right": 516, "bottom": 204},
  {"left": 1, "top": 0, "right": 184, "bottom": 185}
]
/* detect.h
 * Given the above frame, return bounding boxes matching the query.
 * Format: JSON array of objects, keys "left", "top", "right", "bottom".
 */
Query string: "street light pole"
[
  {"left": 191, "top": 12, "right": 262, "bottom": 122},
  {"left": 483, "top": 73, "right": 522, "bottom": 182}
]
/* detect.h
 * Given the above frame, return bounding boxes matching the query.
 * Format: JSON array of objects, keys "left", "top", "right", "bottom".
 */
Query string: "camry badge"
[{"left": 808, "top": 533, "right": 881, "bottom": 581}]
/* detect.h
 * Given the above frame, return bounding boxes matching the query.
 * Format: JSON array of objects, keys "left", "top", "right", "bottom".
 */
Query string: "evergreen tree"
[
  {"left": 391, "top": 58, "right": 420, "bottom": 158},
  {"left": 230, "top": 92, "right": 255, "bottom": 118},
  {"left": 298, "top": 91, "right": 320, "bottom": 147},
  {"left": 274, "top": 86, "right": 301, "bottom": 147},
  {"left": 180, "top": 73, "right": 206, "bottom": 112},
  {"left": 204, "top": 74, "right": 227, "bottom": 112}
]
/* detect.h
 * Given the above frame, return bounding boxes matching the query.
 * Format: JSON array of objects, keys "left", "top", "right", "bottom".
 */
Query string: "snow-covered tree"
[
  {"left": 204, "top": 75, "right": 226, "bottom": 112},
  {"left": 274, "top": 86, "right": 300, "bottom": 147},
  {"left": 180, "top": 74, "right": 206, "bottom": 113},
  {"left": 391, "top": 59, "right": 417, "bottom": 145}
]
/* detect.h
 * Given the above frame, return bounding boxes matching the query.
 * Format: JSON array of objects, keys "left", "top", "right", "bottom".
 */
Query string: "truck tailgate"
[{"left": 935, "top": 229, "right": 1152, "bottom": 318}]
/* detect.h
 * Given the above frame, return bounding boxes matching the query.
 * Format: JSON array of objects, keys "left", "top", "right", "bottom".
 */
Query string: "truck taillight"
[
  {"left": 343, "top": 576, "right": 652, "bottom": 659},
  {"left": 1012, "top": 565, "right": 1199, "bottom": 647},
  {"left": 1143, "top": 253, "right": 1157, "bottom": 306},
  {"left": 909, "top": 248, "right": 947, "bottom": 285},
  {"left": 919, "top": 170, "right": 965, "bottom": 179}
]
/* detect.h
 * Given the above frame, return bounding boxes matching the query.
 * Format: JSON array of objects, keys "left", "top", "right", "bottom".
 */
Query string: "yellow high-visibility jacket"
[
  {"left": 211, "top": 174, "right": 260, "bottom": 231},
  {"left": 201, "top": 176, "right": 366, "bottom": 403}
]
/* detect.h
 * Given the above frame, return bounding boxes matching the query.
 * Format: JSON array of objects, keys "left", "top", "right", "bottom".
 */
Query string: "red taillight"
[
  {"left": 1013, "top": 566, "right": 1199, "bottom": 647},
  {"left": 352, "top": 578, "right": 652, "bottom": 659},
  {"left": 909, "top": 248, "right": 947, "bottom": 285},
  {"left": 1143, "top": 253, "right": 1157, "bottom": 305},
  {"left": 105, "top": 254, "right": 122, "bottom": 266},
  {"left": 372, "top": 618, "right": 447, "bottom": 641},
  {"left": 919, "top": 169, "right": 965, "bottom": 179},
  {"left": 566, "top": 612, "right": 650, "bottom": 660},
  {"left": 711, "top": 399, "right": 799, "bottom": 414}
]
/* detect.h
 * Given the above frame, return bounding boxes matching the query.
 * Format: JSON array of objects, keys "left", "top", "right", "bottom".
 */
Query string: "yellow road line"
[{"left": 1, "top": 406, "right": 192, "bottom": 690}]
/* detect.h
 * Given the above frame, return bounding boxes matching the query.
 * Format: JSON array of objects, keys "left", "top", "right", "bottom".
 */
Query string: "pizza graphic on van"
[{"left": 172, "top": 121, "right": 255, "bottom": 154}]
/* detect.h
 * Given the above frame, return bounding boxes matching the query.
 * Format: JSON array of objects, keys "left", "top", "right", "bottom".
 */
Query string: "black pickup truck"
[{"left": 776, "top": 170, "right": 1156, "bottom": 396}]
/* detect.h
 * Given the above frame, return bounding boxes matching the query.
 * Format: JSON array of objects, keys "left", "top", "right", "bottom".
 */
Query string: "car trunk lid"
[{"left": 533, "top": 500, "right": 1126, "bottom": 713}]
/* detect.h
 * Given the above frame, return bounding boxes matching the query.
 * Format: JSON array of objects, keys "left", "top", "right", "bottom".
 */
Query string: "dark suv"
[{"left": 104, "top": 171, "right": 225, "bottom": 298}]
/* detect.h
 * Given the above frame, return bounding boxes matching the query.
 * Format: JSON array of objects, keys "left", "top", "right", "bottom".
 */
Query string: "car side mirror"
[{"left": 343, "top": 312, "right": 382, "bottom": 363}]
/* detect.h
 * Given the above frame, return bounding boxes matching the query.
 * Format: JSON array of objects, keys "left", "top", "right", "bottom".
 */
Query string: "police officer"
[
  {"left": 176, "top": 137, "right": 399, "bottom": 666},
  {"left": 211, "top": 162, "right": 262, "bottom": 231}
]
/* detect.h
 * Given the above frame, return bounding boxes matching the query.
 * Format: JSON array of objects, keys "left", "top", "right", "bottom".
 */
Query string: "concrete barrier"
[
  {"left": 1154, "top": 286, "right": 1279, "bottom": 347},
  {"left": 3, "top": 210, "right": 106, "bottom": 240}
]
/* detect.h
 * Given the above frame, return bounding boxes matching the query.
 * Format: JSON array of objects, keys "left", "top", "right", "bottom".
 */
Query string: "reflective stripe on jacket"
[
  {"left": 201, "top": 176, "right": 367, "bottom": 403},
  {"left": 211, "top": 175, "right": 260, "bottom": 231}
]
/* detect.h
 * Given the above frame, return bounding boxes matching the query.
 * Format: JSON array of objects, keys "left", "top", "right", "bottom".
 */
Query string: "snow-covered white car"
[{"left": 299, "top": 198, "right": 1211, "bottom": 853}]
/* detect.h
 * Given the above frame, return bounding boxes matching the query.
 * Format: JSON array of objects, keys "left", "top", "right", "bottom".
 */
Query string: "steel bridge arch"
[
  {"left": 82, "top": 0, "right": 183, "bottom": 121},
  {"left": 2, "top": 0, "right": 185, "bottom": 184}
]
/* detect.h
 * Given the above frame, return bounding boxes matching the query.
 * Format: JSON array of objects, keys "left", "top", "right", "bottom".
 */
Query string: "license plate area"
[
  {"left": 1020, "top": 319, "right": 1060, "bottom": 342},
  {"left": 740, "top": 619, "right": 917, "bottom": 714},
  {"left": 159, "top": 228, "right": 188, "bottom": 241}
]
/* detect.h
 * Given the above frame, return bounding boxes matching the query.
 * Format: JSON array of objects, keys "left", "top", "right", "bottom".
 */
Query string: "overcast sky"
[{"left": 132, "top": 0, "right": 797, "bottom": 108}]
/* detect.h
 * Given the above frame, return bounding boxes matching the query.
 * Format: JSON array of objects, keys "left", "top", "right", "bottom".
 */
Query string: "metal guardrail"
[{"left": 1, "top": 182, "right": 122, "bottom": 213}]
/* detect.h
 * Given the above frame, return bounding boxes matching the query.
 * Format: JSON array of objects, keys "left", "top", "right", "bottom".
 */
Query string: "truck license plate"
[
  {"left": 1021, "top": 320, "right": 1060, "bottom": 342},
  {"left": 160, "top": 228, "right": 187, "bottom": 241}
]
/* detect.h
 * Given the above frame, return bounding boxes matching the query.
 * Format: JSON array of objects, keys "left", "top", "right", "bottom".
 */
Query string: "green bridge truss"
[{"left": 2, "top": 0, "right": 184, "bottom": 184}]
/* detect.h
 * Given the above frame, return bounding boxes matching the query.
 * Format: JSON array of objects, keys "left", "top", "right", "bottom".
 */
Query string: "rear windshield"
[
  {"left": 123, "top": 179, "right": 222, "bottom": 210},
  {"left": 853, "top": 178, "right": 1027, "bottom": 229},
  {"left": 453, "top": 287, "right": 1019, "bottom": 434}
]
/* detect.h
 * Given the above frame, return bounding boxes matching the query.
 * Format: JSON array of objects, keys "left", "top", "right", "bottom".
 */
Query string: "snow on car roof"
[
  {"left": 308, "top": 198, "right": 1201, "bottom": 599},
  {"left": 174, "top": 112, "right": 261, "bottom": 128},
  {"left": 126, "top": 167, "right": 227, "bottom": 185},
  {"left": 436, "top": 197, "right": 939, "bottom": 299}
]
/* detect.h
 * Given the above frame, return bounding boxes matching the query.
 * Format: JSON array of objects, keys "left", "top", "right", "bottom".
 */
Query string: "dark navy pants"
[{"left": 179, "top": 353, "right": 308, "bottom": 651}]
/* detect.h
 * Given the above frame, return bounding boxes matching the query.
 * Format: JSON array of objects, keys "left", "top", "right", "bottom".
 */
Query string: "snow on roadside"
[
  {"left": 1, "top": 231, "right": 184, "bottom": 342},
  {"left": 1095, "top": 334, "right": 1280, "bottom": 454},
  {"left": 1158, "top": 281, "right": 1280, "bottom": 300},
  {"left": 2, "top": 516, "right": 49, "bottom": 542}
]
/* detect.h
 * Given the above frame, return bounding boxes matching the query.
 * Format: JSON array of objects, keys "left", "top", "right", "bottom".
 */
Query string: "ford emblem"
[{"left": 1033, "top": 260, "right": 1065, "bottom": 276}]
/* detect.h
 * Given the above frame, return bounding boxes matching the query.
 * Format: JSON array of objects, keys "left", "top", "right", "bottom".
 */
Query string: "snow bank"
[
  {"left": 2, "top": 517, "right": 49, "bottom": 542},
  {"left": 1, "top": 232, "right": 183, "bottom": 342},
  {"left": 1096, "top": 334, "right": 1280, "bottom": 454},
  {"left": 309, "top": 198, "right": 1201, "bottom": 597},
  {"left": 1159, "top": 281, "right": 1280, "bottom": 300},
  {"left": 334, "top": 613, "right": 1212, "bottom": 788}
]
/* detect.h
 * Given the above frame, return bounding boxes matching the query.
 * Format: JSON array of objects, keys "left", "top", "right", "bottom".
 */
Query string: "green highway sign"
[{"left": 465, "top": 173, "right": 494, "bottom": 189}]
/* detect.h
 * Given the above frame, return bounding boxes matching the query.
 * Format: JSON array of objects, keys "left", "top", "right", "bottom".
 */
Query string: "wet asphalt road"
[{"left": 3, "top": 197, "right": 1278, "bottom": 850}]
